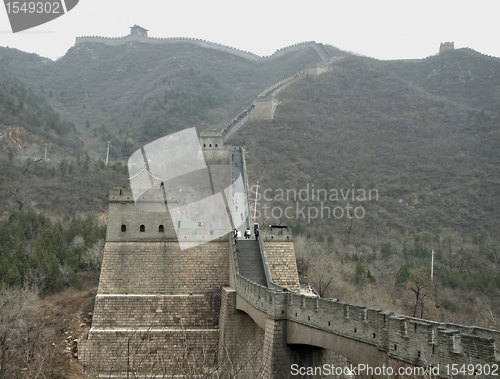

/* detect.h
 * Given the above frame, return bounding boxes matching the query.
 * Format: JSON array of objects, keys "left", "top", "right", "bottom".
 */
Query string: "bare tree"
[
  {"left": 82, "top": 321, "right": 265, "bottom": 378},
  {"left": 22, "top": 157, "right": 43, "bottom": 176},
  {"left": 402, "top": 267, "right": 432, "bottom": 318},
  {"left": 0, "top": 285, "right": 58, "bottom": 378},
  {"left": 81, "top": 240, "right": 104, "bottom": 271},
  {"left": 314, "top": 272, "right": 333, "bottom": 297},
  {"left": 8, "top": 185, "right": 23, "bottom": 210}
]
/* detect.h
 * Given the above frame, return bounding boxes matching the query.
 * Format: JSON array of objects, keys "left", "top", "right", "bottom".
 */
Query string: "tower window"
[
  {"left": 159, "top": 225, "right": 164, "bottom": 232},
  {"left": 140, "top": 225, "right": 145, "bottom": 232},
  {"left": 121, "top": 225, "right": 126, "bottom": 232}
]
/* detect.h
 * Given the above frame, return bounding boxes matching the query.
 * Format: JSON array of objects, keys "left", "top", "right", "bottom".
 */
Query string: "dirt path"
[{"left": 38, "top": 283, "right": 97, "bottom": 379}]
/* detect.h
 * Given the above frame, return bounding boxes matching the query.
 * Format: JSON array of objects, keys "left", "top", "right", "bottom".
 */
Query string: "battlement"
[
  {"left": 262, "top": 225, "right": 293, "bottom": 242},
  {"left": 74, "top": 32, "right": 331, "bottom": 63},
  {"left": 106, "top": 183, "right": 178, "bottom": 241},
  {"left": 440, "top": 41, "right": 455, "bottom": 55},
  {"left": 235, "top": 272, "right": 500, "bottom": 376}
]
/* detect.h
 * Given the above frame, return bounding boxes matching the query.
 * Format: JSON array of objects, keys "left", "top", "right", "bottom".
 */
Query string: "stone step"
[{"left": 236, "top": 240, "right": 267, "bottom": 286}]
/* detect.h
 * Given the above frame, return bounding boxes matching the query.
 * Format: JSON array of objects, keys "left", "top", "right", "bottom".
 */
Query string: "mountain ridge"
[{"left": 0, "top": 39, "right": 500, "bottom": 332}]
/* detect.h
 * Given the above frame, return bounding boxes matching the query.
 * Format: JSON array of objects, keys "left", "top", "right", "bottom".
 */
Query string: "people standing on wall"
[{"left": 255, "top": 228, "right": 259, "bottom": 241}]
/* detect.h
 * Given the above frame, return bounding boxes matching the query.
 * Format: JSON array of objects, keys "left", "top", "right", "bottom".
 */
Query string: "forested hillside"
[
  {"left": 374, "top": 48, "right": 500, "bottom": 111},
  {"left": 0, "top": 41, "right": 499, "bottom": 336},
  {"left": 228, "top": 53, "right": 500, "bottom": 327}
]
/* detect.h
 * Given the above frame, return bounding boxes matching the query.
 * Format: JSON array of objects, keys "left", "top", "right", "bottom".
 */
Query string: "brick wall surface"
[
  {"left": 261, "top": 318, "right": 289, "bottom": 378},
  {"left": 81, "top": 240, "right": 230, "bottom": 375},
  {"left": 79, "top": 328, "right": 219, "bottom": 374},
  {"left": 98, "top": 241, "right": 229, "bottom": 295},
  {"left": 265, "top": 242, "right": 301, "bottom": 291},
  {"left": 92, "top": 294, "right": 221, "bottom": 327},
  {"left": 218, "top": 287, "right": 265, "bottom": 378}
]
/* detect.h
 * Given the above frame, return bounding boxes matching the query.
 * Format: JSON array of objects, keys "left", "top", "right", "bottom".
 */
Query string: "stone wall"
[
  {"left": 251, "top": 98, "right": 279, "bottom": 120},
  {"left": 201, "top": 130, "right": 230, "bottom": 165},
  {"left": 80, "top": 239, "right": 230, "bottom": 374},
  {"left": 218, "top": 287, "right": 265, "bottom": 378},
  {"left": 98, "top": 241, "right": 229, "bottom": 295},
  {"left": 264, "top": 241, "right": 301, "bottom": 292},
  {"left": 304, "top": 66, "right": 330, "bottom": 76},
  {"left": 235, "top": 272, "right": 500, "bottom": 378},
  {"left": 440, "top": 42, "right": 455, "bottom": 54},
  {"left": 92, "top": 294, "right": 221, "bottom": 327},
  {"left": 74, "top": 35, "right": 329, "bottom": 63},
  {"left": 106, "top": 187, "right": 177, "bottom": 241},
  {"left": 79, "top": 328, "right": 219, "bottom": 374}
]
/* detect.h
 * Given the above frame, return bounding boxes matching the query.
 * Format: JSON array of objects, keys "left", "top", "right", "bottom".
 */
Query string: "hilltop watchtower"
[
  {"left": 439, "top": 41, "right": 454, "bottom": 55},
  {"left": 130, "top": 24, "right": 148, "bottom": 37},
  {"left": 79, "top": 129, "right": 234, "bottom": 375}
]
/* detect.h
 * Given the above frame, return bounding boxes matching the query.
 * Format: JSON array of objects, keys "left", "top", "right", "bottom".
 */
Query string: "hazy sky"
[{"left": 1, "top": 0, "right": 499, "bottom": 61}]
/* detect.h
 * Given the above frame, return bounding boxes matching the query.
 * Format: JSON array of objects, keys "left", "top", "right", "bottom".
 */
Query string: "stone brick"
[{"left": 264, "top": 241, "right": 300, "bottom": 291}]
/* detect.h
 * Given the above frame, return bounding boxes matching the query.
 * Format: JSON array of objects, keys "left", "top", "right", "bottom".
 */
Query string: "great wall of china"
[
  {"left": 77, "top": 29, "right": 500, "bottom": 378},
  {"left": 74, "top": 33, "right": 335, "bottom": 63}
]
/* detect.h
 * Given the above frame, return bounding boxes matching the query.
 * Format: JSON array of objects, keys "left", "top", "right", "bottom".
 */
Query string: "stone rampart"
[
  {"left": 258, "top": 73, "right": 303, "bottom": 98},
  {"left": 79, "top": 328, "right": 219, "bottom": 374},
  {"left": 251, "top": 98, "right": 279, "bottom": 120},
  {"left": 98, "top": 241, "right": 229, "bottom": 295},
  {"left": 81, "top": 239, "right": 230, "bottom": 373},
  {"left": 106, "top": 185, "right": 177, "bottom": 241},
  {"left": 459, "top": 47, "right": 500, "bottom": 62},
  {"left": 74, "top": 35, "right": 331, "bottom": 63},
  {"left": 263, "top": 241, "right": 301, "bottom": 292},
  {"left": 234, "top": 272, "right": 500, "bottom": 377},
  {"left": 218, "top": 287, "right": 265, "bottom": 377},
  {"left": 92, "top": 294, "right": 221, "bottom": 327}
]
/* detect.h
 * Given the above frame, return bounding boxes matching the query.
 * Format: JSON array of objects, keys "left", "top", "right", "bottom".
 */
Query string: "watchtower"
[
  {"left": 129, "top": 24, "right": 148, "bottom": 37},
  {"left": 200, "top": 128, "right": 229, "bottom": 164},
  {"left": 106, "top": 177, "right": 178, "bottom": 242},
  {"left": 439, "top": 42, "right": 454, "bottom": 55},
  {"left": 79, "top": 129, "right": 233, "bottom": 376}
]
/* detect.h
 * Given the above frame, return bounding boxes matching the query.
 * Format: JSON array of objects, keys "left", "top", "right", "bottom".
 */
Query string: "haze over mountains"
[
  {"left": 0, "top": 40, "right": 499, "bottom": 229},
  {"left": 1, "top": 39, "right": 500, "bottom": 326},
  {"left": 0, "top": 39, "right": 498, "bottom": 230}
]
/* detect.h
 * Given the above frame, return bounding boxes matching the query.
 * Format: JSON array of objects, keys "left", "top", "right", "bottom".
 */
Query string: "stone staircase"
[{"left": 236, "top": 239, "right": 267, "bottom": 286}]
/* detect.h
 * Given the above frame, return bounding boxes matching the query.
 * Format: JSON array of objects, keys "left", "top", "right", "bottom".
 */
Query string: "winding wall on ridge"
[{"left": 74, "top": 34, "right": 333, "bottom": 63}]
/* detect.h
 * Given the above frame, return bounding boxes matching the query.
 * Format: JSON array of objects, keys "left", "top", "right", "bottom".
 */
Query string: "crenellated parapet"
[
  {"left": 74, "top": 34, "right": 336, "bottom": 63},
  {"left": 258, "top": 72, "right": 304, "bottom": 98},
  {"left": 75, "top": 35, "right": 262, "bottom": 60},
  {"left": 234, "top": 270, "right": 500, "bottom": 377},
  {"left": 460, "top": 47, "right": 500, "bottom": 62},
  {"left": 440, "top": 41, "right": 455, "bottom": 55}
]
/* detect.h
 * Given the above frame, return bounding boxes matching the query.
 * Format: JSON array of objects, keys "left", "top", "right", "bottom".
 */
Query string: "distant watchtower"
[
  {"left": 439, "top": 41, "right": 454, "bottom": 55},
  {"left": 129, "top": 24, "right": 148, "bottom": 37},
  {"left": 200, "top": 129, "right": 227, "bottom": 164}
]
